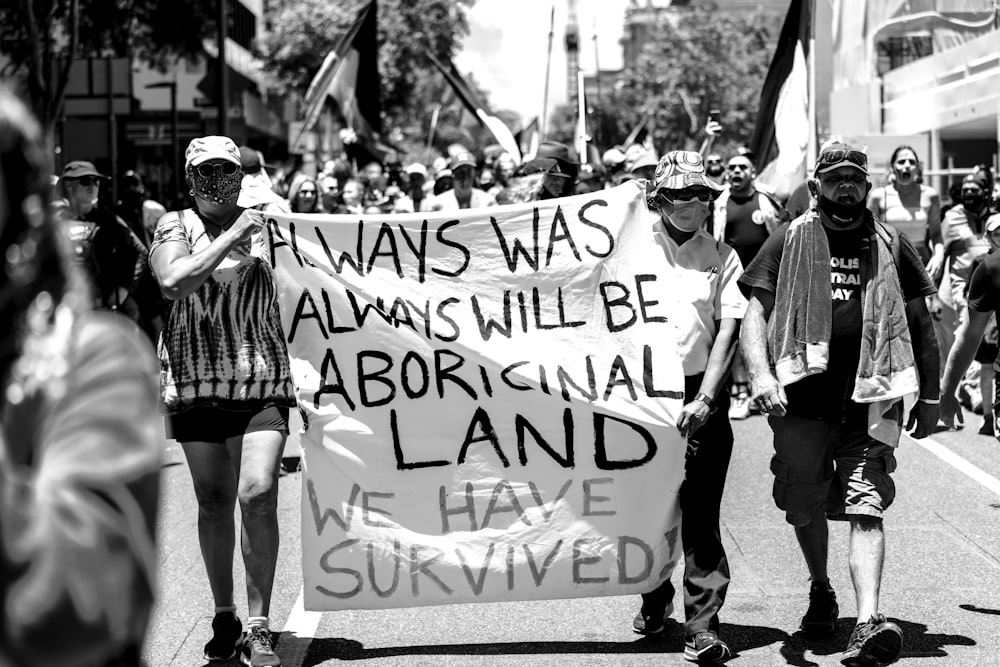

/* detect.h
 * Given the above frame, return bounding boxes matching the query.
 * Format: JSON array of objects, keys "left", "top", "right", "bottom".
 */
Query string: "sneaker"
[
  {"left": 683, "top": 631, "right": 732, "bottom": 664},
  {"left": 728, "top": 394, "right": 751, "bottom": 420},
  {"left": 632, "top": 601, "right": 674, "bottom": 635},
  {"left": 241, "top": 626, "right": 280, "bottom": 667},
  {"left": 203, "top": 612, "right": 243, "bottom": 662},
  {"left": 800, "top": 581, "right": 838, "bottom": 637},
  {"left": 840, "top": 614, "right": 903, "bottom": 667}
]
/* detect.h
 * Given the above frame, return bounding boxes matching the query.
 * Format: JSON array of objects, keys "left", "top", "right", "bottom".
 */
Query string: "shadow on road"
[
  {"left": 297, "top": 621, "right": 789, "bottom": 665},
  {"left": 778, "top": 618, "right": 975, "bottom": 666},
  {"left": 960, "top": 603, "right": 1000, "bottom": 616}
]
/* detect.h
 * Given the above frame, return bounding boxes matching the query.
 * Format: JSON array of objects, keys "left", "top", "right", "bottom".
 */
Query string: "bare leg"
[
  {"left": 181, "top": 441, "right": 238, "bottom": 608},
  {"left": 849, "top": 515, "right": 884, "bottom": 621},
  {"left": 794, "top": 511, "right": 830, "bottom": 585},
  {"left": 226, "top": 429, "right": 285, "bottom": 618}
]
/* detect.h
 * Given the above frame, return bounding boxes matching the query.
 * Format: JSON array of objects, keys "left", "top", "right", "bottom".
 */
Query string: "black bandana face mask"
[{"left": 189, "top": 168, "right": 242, "bottom": 204}]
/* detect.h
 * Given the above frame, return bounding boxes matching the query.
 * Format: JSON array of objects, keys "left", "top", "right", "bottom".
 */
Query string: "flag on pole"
[
  {"left": 427, "top": 52, "right": 522, "bottom": 163},
  {"left": 749, "top": 0, "right": 812, "bottom": 201},
  {"left": 516, "top": 117, "right": 540, "bottom": 161},
  {"left": 296, "top": 0, "right": 383, "bottom": 156}
]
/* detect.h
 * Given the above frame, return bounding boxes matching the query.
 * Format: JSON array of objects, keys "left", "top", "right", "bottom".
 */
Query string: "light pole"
[{"left": 146, "top": 81, "right": 179, "bottom": 201}]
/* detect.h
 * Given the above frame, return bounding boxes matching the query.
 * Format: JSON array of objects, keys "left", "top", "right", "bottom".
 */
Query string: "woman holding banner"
[
  {"left": 633, "top": 151, "right": 746, "bottom": 666},
  {"left": 149, "top": 135, "right": 295, "bottom": 667}
]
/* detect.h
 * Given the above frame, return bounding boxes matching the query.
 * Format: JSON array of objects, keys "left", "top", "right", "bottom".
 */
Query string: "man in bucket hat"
[
  {"left": 633, "top": 151, "right": 744, "bottom": 666},
  {"left": 738, "top": 141, "right": 940, "bottom": 666}
]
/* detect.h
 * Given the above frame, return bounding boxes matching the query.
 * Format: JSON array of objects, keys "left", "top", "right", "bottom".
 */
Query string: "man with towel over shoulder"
[{"left": 738, "top": 142, "right": 940, "bottom": 667}]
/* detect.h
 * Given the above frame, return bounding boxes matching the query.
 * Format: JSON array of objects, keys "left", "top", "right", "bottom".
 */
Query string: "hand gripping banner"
[{"left": 266, "top": 181, "right": 688, "bottom": 610}]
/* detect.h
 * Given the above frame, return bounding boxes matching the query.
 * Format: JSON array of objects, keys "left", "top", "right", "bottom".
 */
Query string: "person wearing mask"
[
  {"left": 430, "top": 152, "right": 497, "bottom": 211},
  {"left": 941, "top": 167, "right": 995, "bottom": 422},
  {"left": 711, "top": 152, "right": 787, "bottom": 419},
  {"left": 149, "top": 135, "right": 295, "bottom": 667},
  {"left": 318, "top": 174, "right": 341, "bottom": 213},
  {"left": 53, "top": 160, "right": 148, "bottom": 327},
  {"left": 393, "top": 163, "right": 431, "bottom": 213},
  {"left": 941, "top": 212, "right": 1000, "bottom": 436},
  {"left": 0, "top": 82, "right": 162, "bottom": 667},
  {"left": 739, "top": 142, "right": 939, "bottom": 667},
  {"left": 116, "top": 169, "right": 166, "bottom": 247},
  {"left": 497, "top": 141, "right": 580, "bottom": 204},
  {"left": 633, "top": 151, "right": 745, "bottom": 666}
]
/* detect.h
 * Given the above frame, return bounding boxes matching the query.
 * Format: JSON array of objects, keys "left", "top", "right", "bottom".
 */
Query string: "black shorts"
[{"left": 167, "top": 404, "right": 290, "bottom": 444}]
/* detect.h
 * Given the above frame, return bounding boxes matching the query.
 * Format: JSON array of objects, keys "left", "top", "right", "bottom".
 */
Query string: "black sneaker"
[
  {"left": 632, "top": 601, "right": 674, "bottom": 634},
  {"left": 801, "top": 581, "right": 838, "bottom": 637},
  {"left": 241, "top": 626, "right": 280, "bottom": 667},
  {"left": 840, "top": 614, "right": 902, "bottom": 666},
  {"left": 683, "top": 631, "right": 732, "bottom": 664},
  {"left": 203, "top": 612, "right": 243, "bottom": 662}
]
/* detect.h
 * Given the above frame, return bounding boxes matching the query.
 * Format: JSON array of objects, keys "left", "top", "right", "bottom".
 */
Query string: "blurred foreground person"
[
  {"left": 0, "top": 85, "right": 162, "bottom": 667},
  {"left": 739, "top": 142, "right": 938, "bottom": 667},
  {"left": 634, "top": 151, "right": 744, "bottom": 666},
  {"left": 150, "top": 135, "right": 295, "bottom": 667}
]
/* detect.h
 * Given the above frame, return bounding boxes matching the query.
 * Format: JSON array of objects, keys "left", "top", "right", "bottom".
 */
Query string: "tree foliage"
[
  {"left": 549, "top": 5, "right": 781, "bottom": 160},
  {"left": 261, "top": 0, "right": 514, "bottom": 158},
  {"left": 0, "top": 0, "right": 217, "bottom": 131}
]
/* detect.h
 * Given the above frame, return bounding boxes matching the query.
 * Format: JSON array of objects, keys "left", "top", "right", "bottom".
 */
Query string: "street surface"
[{"left": 144, "top": 408, "right": 1000, "bottom": 666}]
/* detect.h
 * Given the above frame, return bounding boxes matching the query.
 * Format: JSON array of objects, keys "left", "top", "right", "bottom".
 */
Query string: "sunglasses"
[
  {"left": 817, "top": 149, "right": 868, "bottom": 171},
  {"left": 649, "top": 188, "right": 714, "bottom": 209},
  {"left": 298, "top": 189, "right": 317, "bottom": 196},
  {"left": 73, "top": 176, "right": 100, "bottom": 187},
  {"left": 193, "top": 161, "right": 240, "bottom": 178},
  {"left": 820, "top": 172, "right": 867, "bottom": 185},
  {"left": 727, "top": 163, "right": 752, "bottom": 172}
]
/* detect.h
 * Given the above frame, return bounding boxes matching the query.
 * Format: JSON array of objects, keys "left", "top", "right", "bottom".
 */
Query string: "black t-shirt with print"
[
  {"left": 738, "top": 216, "right": 935, "bottom": 421},
  {"left": 725, "top": 191, "right": 771, "bottom": 268}
]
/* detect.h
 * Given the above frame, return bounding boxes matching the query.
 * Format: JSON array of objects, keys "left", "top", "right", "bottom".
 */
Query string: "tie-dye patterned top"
[{"left": 149, "top": 209, "right": 295, "bottom": 413}]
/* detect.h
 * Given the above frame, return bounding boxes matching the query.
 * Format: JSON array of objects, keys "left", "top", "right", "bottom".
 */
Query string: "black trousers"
[{"left": 642, "top": 373, "right": 734, "bottom": 637}]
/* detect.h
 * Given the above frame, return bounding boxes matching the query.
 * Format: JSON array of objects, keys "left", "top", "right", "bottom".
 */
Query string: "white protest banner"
[{"left": 266, "top": 181, "right": 688, "bottom": 610}]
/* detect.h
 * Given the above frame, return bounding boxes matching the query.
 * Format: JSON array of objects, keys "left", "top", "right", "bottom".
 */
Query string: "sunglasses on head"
[
  {"left": 193, "top": 161, "right": 240, "bottom": 178},
  {"left": 818, "top": 149, "right": 868, "bottom": 171}
]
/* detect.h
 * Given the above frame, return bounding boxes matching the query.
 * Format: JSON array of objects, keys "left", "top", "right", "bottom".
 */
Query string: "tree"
[
  {"left": 549, "top": 5, "right": 781, "bottom": 160},
  {"left": 0, "top": 0, "right": 217, "bottom": 132},
  {"left": 261, "top": 0, "right": 518, "bottom": 159}
]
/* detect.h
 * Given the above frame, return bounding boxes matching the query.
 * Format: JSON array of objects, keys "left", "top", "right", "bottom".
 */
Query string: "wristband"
[
  {"left": 694, "top": 392, "right": 716, "bottom": 410},
  {"left": 918, "top": 397, "right": 940, "bottom": 404}
]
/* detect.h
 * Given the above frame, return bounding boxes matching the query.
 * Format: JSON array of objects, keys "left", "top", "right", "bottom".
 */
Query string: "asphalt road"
[{"left": 144, "top": 408, "right": 1000, "bottom": 666}]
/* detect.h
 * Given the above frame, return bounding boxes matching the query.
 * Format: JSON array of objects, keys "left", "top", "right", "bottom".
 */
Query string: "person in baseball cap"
[
  {"left": 184, "top": 135, "right": 243, "bottom": 205},
  {"left": 808, "top": 141, "right": 871, "bottom": 226}
]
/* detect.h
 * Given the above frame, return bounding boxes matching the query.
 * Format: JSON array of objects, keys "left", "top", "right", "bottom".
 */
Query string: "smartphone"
[{"left": 709, "top": 108, "right": 721, "bottom": 124}]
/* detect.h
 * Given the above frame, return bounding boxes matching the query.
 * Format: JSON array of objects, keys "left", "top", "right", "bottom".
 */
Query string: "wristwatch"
[{"left": 694, "top": 392, "right": 716, "bottom": 410}]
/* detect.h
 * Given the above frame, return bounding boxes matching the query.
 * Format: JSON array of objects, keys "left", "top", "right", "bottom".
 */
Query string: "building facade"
[{"left": 825, "top": 0, "right": 999, "bottom": 196}]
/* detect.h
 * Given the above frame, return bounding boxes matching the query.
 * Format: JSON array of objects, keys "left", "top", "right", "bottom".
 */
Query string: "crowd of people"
[{"left": 5, "top": 69, "right": 1000, "bottom": 666}]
